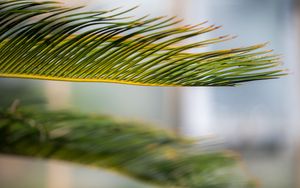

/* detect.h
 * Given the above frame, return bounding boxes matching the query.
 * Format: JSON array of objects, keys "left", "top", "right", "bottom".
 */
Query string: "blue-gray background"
[{"left": 0, "top": 0, "right": 299, "bottom": 187}]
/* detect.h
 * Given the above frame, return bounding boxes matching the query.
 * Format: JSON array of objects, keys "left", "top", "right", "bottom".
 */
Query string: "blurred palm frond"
[{"left": 0, "top": 107, "right": 255, "bottom": 188}]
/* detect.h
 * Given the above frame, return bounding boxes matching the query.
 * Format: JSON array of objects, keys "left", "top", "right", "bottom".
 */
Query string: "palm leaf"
[
  {"left": 0, "top": 0, "right": 285, "bottom": 86},
  {"left": 0, "top": 106, "right": 255, "bottom": 188}
]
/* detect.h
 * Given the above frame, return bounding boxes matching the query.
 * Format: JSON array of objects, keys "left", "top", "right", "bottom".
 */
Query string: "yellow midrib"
[{"left": 0, "top": 73, "right": 178, "bottom": 87}]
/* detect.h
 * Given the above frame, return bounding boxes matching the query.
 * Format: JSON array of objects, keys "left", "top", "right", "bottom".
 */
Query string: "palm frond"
[
  {"left": 0, "top": 0, "right": 285, "bottom": 86},
  {"left": 0, "top": 107, "right": 255, "bottom": 188}
]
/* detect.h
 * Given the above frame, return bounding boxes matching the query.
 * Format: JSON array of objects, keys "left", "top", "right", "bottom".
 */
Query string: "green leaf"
[
  {"left": 0, "top": 0, "right": 285, "bottom": 86},
  {"left": 0, "top": 107, "right": 256, "bottom": 188}
]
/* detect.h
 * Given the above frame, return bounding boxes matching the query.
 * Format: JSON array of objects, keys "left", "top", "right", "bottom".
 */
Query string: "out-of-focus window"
[{"left": 179, "top": 0, "right": 299, "bottom": 188}]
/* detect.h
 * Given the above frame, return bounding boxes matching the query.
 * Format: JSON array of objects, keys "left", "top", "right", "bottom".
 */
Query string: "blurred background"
[{"left": 0, "top": 0, "right": 300, "bottom": 187}]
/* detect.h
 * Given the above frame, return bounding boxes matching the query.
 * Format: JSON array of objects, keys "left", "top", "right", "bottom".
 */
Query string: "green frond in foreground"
[
  {"left": 0, "top": 0, "right": 285, "bottom": 86},
  {"left": 0, "top": 107, "right": 255, "bottom": 188}
]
